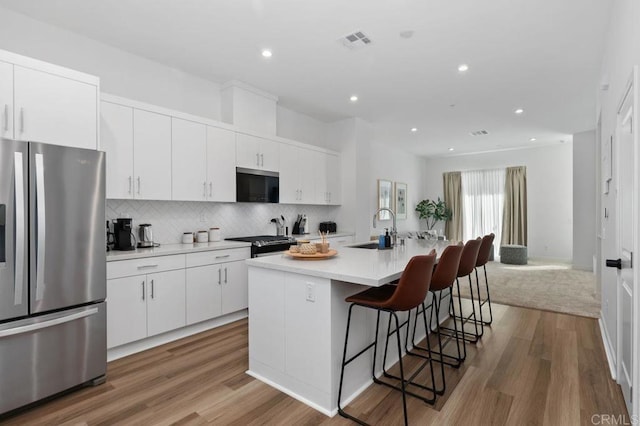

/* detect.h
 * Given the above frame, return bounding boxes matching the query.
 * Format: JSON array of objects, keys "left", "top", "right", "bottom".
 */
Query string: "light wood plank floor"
[{"left": 1, "top": 303, "right": 628, "bottom": 425}]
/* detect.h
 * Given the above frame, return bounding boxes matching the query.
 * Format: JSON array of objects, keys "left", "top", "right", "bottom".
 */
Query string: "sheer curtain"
[{"left": 461, "top": 168, "right": 505, "bottom": 257}]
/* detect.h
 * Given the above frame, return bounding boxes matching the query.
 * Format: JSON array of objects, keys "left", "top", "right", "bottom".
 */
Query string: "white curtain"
[{"left": 461, "top": 168, "right": 505, "bottom": 257}]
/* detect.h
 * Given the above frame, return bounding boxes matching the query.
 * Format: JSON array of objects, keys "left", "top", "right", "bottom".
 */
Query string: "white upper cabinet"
[
  {"left": 172, "top": 118, "right": 207, "bottom": 201},
  {"left": 279, "top": 145, "right": 316, "bottom": 204},
  {"left": 325, "top": 153, "right": 341, "bottom": 205},
  {"left": 14, "top": 65, "right": 97, "bottom": 149},
  {"left": 236, "top": 133, "right": 279, "bottom": 172},
  {"left": 314, "top": 151, "right": 328, "bottom": 204},
  {"left": 133, "top": 110, "right": 172, "bottom": 200},
  {"left": 101, "top": 101, "right": 134, "bottom": 199},
  {"left": 206, "top": 126, "right": 236, "bottom": 202},
  {"left": 0, "top": 61, "right": 13, "bottom": 139}
]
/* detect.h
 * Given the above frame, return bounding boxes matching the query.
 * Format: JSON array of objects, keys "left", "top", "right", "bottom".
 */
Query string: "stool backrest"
[
  {"left": 430, "top": 243, "right": 464, "bottom": 292},
  {"left": 457, "top": 238, "right": 482, "bottom": 277},
  {"left": 382, "top": 250, "right": 436, "bottom": 312},
  {"left": 475, "top": 233, "right": 495, "bottom": 267}
]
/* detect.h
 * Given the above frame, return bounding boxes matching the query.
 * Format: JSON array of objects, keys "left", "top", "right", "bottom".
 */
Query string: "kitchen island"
[{"left": 245, "top": 239, "right": 451, "bottom": 416}]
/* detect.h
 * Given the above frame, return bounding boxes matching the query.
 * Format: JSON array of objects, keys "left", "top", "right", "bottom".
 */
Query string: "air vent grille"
[
  {"left": 340, "top": 30, "right": 372, "bottom": 49},
  {"left": 470, "top": 130, "right": 489, "bottom": 136}
]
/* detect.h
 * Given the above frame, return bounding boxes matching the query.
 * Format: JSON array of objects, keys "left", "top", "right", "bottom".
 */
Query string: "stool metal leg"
[{"left": 475, "top": 265, "right": 493, "bottom": 325}]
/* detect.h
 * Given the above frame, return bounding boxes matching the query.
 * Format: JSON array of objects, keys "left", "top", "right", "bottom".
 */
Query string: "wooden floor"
[{"left": 2, "top": 303, "right": 628, "bottom": 425}]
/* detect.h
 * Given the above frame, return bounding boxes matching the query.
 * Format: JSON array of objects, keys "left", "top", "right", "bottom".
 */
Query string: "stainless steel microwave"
[{"left": 236, "top": 167, "right": 279, "bottom": 203}]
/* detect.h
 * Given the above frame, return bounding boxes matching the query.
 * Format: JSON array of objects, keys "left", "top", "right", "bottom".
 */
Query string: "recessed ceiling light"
[
  {"left": 448, "top": 147, "right": 455, "bottom": 151},
  {"left": 514, "top": 108, "right": 524, "bottom": 115},
  {"left": 410, "top": 127, "right": 417, "bottom": 132},
  {"left": 261, "top": 49, "right": 272, "bottom": 58},
  {"left": 529, "top": 137, "right": 537, "bottom": 142},
  {"left": 349, "top": 95, "right": 358, "bottom": 102},
  {"left": 399, "top": 30, "right": 414, "bottom": 39},
  {"left": 457, "top": 64, "right": 469, "bottom": 72}
]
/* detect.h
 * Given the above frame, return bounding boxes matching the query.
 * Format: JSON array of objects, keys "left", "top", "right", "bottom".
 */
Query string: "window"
[{"left": 461, "top": 169, "right": 505, "bottom": 258}]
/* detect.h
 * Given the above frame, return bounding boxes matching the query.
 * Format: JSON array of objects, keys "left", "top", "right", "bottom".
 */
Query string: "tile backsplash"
[{"left": 106, "top": 199, "right": 341, "bottom": 244}]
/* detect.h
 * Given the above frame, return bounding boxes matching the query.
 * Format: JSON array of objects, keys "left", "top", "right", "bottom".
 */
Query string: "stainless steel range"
[{"left": 225, "top": 235, "right": 296, "bottom": 257}]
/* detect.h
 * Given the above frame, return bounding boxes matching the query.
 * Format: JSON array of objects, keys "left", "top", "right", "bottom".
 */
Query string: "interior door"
[
  {"left": 616, "top": 68, "right": 637, "bottom": 414},
  {"left": 0, "top": 139, "right": 28, "bottom": 321}
]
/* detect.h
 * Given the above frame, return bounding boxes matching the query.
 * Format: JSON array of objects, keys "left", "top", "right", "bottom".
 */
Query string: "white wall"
[
  {"left": 573, "top": 130, "right": 597, "bottom": 271},
  {"left": 277, "top": 105, "right": 328, "bottom": 149},
  {"left": 0, "top": 6, "right": 221, "bottom": 119},
  {"left": 422, "top": 144, "right": 573, "bottom": 261},
  {"left": 597, "top": 0, "right": 640, "bottom": 386}
]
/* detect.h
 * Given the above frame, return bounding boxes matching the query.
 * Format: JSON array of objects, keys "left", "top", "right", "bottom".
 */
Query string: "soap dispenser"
[
  {"left": 384, "top": 228, "right": 391, "bottom": 248},
  {"left": 378, "top": 229, "right": 386, "bottom": 249}
]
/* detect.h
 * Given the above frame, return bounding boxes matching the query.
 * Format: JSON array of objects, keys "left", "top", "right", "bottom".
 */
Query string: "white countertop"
[
  {"left": 246, "top": 239, "right": 450, "bottom": 287},
  {"left": 106, "top": 240, "right": 251, "bottom": 261}
]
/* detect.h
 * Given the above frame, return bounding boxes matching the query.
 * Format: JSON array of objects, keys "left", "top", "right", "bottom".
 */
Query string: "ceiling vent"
[
  {"left": 470, "top": 130, "right": 489, "bottom": 136},
  {"left": 340, "top": 31, "right": 372, "bottom": 49}
]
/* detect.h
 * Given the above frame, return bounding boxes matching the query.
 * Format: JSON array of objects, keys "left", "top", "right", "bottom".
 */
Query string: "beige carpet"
[{"left": 456, "top": 259, "right": 600, "bottom": 318}]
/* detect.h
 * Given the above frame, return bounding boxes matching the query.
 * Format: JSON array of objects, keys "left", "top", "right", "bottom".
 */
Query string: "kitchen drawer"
[
  {"left": 107, "top": 254, "right": 186, "bottom": 280},
  {"left": 186, "top": 248, "right": 251, "bottom": 268}
]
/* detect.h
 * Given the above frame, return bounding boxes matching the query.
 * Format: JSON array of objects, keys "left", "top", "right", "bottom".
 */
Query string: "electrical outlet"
[{"left": 306, "top": 283, "right": 315, "bottom": 302}]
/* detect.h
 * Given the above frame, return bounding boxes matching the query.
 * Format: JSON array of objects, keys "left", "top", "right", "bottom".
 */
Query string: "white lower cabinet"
[
  {"left": 106, "top": 254, "right": 186, "bottom": 349},
  {"left": 186, "top": 248, "right": 250, "bottom": 325}
]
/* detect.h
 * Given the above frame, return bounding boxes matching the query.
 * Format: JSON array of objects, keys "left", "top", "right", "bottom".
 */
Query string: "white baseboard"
[
  {"left": 107, "top": 310, "right": 248, "bottom": 362},
  {"left": 599, "top": 316, "right": 617, "bottom": 380}
]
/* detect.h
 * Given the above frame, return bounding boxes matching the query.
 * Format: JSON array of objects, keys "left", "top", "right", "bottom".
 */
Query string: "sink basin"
[{"left": 348, "top": 242, "right": 380, "bottom": 250}]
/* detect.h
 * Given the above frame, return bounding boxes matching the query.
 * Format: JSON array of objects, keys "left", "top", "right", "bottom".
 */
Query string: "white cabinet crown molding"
[{"left": 0, "top": 48, "right": 98, "bottom": 86}]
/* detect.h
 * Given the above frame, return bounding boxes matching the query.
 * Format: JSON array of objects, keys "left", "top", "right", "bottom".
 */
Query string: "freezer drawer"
[{"left": 0, "top": 302, "right": 106, "bottom": 415}]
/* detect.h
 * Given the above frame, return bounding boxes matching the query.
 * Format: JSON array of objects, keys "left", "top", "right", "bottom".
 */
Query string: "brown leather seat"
[
  {"left": 346, "top": 251, "right": 436, "bottom": 312},
  {"left": 457, "top": 238, "right": 482, "bottom": 278},
  {"left": 404, "top": 242, "right": 465, "bottom": 393},
  {"left": 475, "top": 233, "right": 495, "bottom": 325},
  {"left": 338, "top": 251, "right": 437, "bottom": 426}
]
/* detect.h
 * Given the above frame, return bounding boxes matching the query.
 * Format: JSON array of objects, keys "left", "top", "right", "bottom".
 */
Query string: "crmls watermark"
[{"left": 591, "top": 414, "right": 640, "bottom": 425}]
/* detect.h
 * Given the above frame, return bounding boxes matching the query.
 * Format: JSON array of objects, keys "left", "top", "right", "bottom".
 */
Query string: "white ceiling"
[{"left": 0, "top": 0, "right": 612, "bottom": 157}]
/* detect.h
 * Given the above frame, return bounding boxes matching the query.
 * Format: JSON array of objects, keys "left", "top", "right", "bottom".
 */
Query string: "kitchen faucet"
[{"left": 373, "top": 208, "right": 397, "bottom": 247}]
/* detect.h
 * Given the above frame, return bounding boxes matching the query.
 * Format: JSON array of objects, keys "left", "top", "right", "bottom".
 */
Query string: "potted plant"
[{"left": 415, "top": 198, "right": 452, "bottom": 230}]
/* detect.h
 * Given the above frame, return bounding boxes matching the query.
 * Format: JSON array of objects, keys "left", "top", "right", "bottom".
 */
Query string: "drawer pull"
[
  {"left": 215, "top": 254, "right": 230, "bottom": 259},
  {"left": 137, "top": 264, "right": 158, "bottom": 270}
]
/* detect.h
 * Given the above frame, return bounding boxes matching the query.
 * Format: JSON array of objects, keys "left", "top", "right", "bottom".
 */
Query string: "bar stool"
[
  {"left": 337, "top": 252, "right": 437, "bottom": 426},
  {"left": 402, "top": 242, "right": 464, "bottom": 395},
  {"left": 475, "top": 233, "right": 495, "bottom": 325},
  {"left": 441, "top": 238, "right": 483, "bottom": 343}
]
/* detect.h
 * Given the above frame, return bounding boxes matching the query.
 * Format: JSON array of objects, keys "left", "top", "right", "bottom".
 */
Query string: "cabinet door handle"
[
  {"left": 137, "top": 177, "right": 141, "bottom": 195},
  {"left": 256, "top": 153, "right": 260, "bottom": 167},
  {"left": 203, "top": 181, "right": 207, "bottom": 197},
  {"left": 128, "top": 176, "right": 132, "bottom": 194},
  {"left": 150, "top": 279, "right": 155, "bottom": 299},
  {"left": 261, "top": 153, "right": 264, "bottom": 167},
  {"left": 224, "top": 267, "right": 228, "bottom": 283},
  {"left": 209, "top": 182, "right": 213, "bottom": 197},
  {"left": 141, "top": 281, "right": 145, "bottom": 300},
  {"left": 20, "top": 107, "right": 24, "bottom": 133},
  {"left": 3, "top": 104, "right": 7, "bottom": 131},
  {"left": 218, "top": 268, "right": 222, "bottom": 285}
]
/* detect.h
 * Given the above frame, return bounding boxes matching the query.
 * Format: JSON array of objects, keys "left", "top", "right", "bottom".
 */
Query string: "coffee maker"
[{"left": 112, "top": 218, "right": 135, "bottom": 251}]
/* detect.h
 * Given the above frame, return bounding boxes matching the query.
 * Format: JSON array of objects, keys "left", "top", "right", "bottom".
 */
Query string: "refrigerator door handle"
[
  {"left": 13, "top": 152, "right": 25, "bottom": 306},
  {"left": 0, "top": 307, "right": 98, "bottom": 338},
  {"left": 35, "top": 153, "right": 46, "bottom": 301}
]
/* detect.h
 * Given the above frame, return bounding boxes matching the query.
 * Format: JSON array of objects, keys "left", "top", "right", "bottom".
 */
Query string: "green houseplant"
[{"left": 415, "top": 198, "right": 452, "bottom": 230}]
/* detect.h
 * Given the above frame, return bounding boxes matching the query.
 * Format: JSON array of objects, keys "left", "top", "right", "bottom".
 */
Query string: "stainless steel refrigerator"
[{"left": 0, "top": 139, "right": 106, "bottom": 415}]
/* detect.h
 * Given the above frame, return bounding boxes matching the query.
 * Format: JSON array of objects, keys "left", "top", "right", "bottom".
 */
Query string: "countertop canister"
[{"left": 209, "top": 227, "right": 221, "bottom": 242}]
